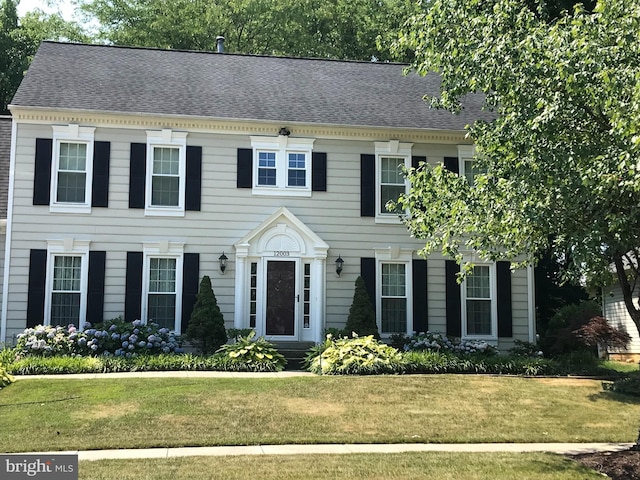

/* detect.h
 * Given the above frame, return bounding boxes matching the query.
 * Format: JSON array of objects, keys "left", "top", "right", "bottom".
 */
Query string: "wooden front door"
[{"left": 266, "top": 260, "right": 296, "bottom": 336}]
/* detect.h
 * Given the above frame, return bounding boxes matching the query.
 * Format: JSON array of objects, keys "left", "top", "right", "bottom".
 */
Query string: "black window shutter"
[
  {"left": 445, "top": 260, "right": 462, "bottom": 337},
  {"left": 497, "top": 261, "right": 513, "bottom": 337},
  {"left": 443, "top": 156, "right": 459, "bottom": 174},
  {"left": 312, "top": 152, "right": 327, "bottom": 192},
  {"left": 124, "top": 252, "right": 143, "bottom": 322},
  {"left": 186, "top": 146, "right": 202, "bottom": 211},
  {"left": 237, "top": 148, "right": 253, "bottom": 188},
  {"left": 33, "top": 138, "right": 53, "bottom": 205},
  {"left": 412, "top": 156, "right": 426, "bottom": 170},
  {"left": 412, "top": 259, "right": 428, "bottom": 334},
  {"left": 87, "top": 251, "right": 106, "bottom": 325},
  {"left": 181, "top": 253, "right": 200, "bottom": 334},
  {"left": 360, "top": 154, "right": 375, "bottom": 217},
  {"left": 129, "top": 143, "right": 146, "bottom": 209},
  {"left": 360, "top": 257, "right": 376, "bottom": 313},
  {"left": 92, "top": 141, "right": 111, "bottom": 207},
  {"left": 26, "top": 249, "right": 47, "bottom": 328}
]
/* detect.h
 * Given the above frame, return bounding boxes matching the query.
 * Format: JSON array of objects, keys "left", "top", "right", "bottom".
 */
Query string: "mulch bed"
[{"left": 572, "top": 448, "right": 640, "bottom": 480}]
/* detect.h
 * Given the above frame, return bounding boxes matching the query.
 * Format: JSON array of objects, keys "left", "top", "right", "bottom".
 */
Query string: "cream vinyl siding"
[{"left": 3, "top": 121, "right": 533, "bottom": 347}]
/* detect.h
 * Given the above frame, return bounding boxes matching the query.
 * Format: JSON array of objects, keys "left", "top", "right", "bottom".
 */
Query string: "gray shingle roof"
[
  {"left": 11, "top": 42, "right": 493, "bottom": 130},
  {"left": 0, "top": 116, "right": 10, "bottom": 219}
]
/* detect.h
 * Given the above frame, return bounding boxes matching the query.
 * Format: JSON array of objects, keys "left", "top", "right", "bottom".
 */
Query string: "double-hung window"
[
  {"left": 375, "top": 247, "right": 413, "bottom": 335},
  {"left": 251, "top": 136, "right": 315, "bottom": 196},
  {"left": 458, "top": 145, "right": 485, "bottom": 185},
  {"left": 44, "top": 239, "right": 90, "bottom": 327},
  {"left": 142, "top": 242, "right": 184, "bottom": 332},
  {"left": 461, "top": 263, "right": 498, "bottom": 339},
  {"left": 50, "top": 125, "right": 95, "bottom": 213},
  {"left": 375, "top": 141, "right": 413, "bottom": 223},
  {"left": 145, "top": 130, "right": 187, "bottom": 216}
]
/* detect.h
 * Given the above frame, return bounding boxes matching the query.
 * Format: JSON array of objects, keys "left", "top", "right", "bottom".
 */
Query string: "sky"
[{"left": 16, "top": 0, "right": 77, "bottom": 20}]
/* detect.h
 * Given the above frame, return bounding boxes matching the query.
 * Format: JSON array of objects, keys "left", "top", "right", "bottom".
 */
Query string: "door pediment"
[{"left": 235, "top": 207, "right": 329, "bottom": 258}]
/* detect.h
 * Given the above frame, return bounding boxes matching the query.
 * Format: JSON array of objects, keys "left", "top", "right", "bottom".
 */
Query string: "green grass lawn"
[
  {"left": 1, "top": 375, "right": 637, "bottom": 453},
  {"left": 78, "top": 452, "right": 604, "bottom": 480}
]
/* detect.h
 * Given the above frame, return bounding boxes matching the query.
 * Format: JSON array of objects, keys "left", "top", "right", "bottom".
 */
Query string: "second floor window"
[
  {"left": 145, "top": 130, "right": 187, "bottom": 215},
  {"left": 57, "top": 142, "right": 87, "bottom": 203},
  {"left": 250, "top": 136, "right": 315, "bottom": 196},
  {"left": 151, "top": 147, "right": 180, "bottom": 206}
]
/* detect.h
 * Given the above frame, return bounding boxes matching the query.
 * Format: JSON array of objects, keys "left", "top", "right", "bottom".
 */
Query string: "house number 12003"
[{"left": 274, "top": 251, "right": 290, "bottom": 257}]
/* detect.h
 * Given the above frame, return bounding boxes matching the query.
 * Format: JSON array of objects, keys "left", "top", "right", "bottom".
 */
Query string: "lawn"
[
  {"left": 79, "top": 452, "right": 604, "bottom": 480},
  {"left": 1, "top": 375, "right": 637, "bottom": 453}
]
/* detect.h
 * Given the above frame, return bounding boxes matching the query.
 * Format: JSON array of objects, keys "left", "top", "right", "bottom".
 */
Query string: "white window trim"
[
  {"left": 141, "top": 241, "right": 184, "bottom": 333},
  {"left": 50, "top": 125, "right": 95, "bottom": 214},
  {"left": 250, "top": 135, "right": 315, "bottom": 197},
  {"left": 460, "top": 260, "right": 498, "bottom": 341},
  {"left": 375, "top": 140, "right": 413, "bottom": 223},
  {"left": 145, "top": 130, "right": 188, "bottom": 217},
  {"left": 374, "top": 247, "right": 414, "bottom": 336},
  {"left": 44, "top": 239, "right": 91, "bottom": 328}
]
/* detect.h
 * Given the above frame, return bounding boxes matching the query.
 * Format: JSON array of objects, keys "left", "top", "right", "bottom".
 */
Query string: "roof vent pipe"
[{"left": 216, "top": 36, "right": 225, "bottom": 53}]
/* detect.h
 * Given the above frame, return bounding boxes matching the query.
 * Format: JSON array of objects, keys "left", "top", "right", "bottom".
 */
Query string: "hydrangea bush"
[
  {"left": 400, "top": 332, "right": 498, "bottom": 356},
  {"left": 16, "top": 317, "right": 182, "bottom": 358}
]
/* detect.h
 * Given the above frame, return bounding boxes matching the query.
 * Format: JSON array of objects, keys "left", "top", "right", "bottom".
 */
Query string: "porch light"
[
  {"left": 219, "top": 252, "right": 228, "bottom": 274},
  {"left": 335, "top": 255, "right": 344, "bottom": 277}
]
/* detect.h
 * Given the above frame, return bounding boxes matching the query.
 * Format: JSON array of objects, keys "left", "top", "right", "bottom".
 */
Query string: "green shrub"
[
  {"left": 508, "top": 340, "right": 543, "bottom": 358},
  {"left": 0, "top": 365, "right": 14, "bottom": 389},
  {"left": 541, "top": 301, "right": 604, "bottom": 356},
  {"left": 345, "top": 276, "right": 379, "bottom": 339},
  {"left": 307, "top": 335, "right": 403, "bottom": 375},
  {"left": 226, "top": 328, "right": 254, "bottom": 341},
  {"left": 216, "top": 331, "right": 286, "bottom": 372},
  {"left": 186, "top": 276, "right": 227, "bottom": 354},
  {"left": 603, "top": 372, "right": 640, "bottom": 397}
]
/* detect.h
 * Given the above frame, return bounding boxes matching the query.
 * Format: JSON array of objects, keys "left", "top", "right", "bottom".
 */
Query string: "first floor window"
[
  {"left": 147, "top": 257, "right": 177, "bottom": 330},
  {"left": 381, "top": 263, "right": 407, "bottom": 334},
  {"left": 464, "top": 265, "right": 493, "bottom": 336},
  {"left": 51, "top": 255, "right": 82, "bottom": 325}
]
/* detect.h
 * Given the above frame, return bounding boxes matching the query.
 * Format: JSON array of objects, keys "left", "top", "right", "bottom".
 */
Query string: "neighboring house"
[
  {"left": 603, "top": 279, "right": 640, "bottom": 362},
  {"left": 0, "top": 41, "right": 536, "bottom": 348}
]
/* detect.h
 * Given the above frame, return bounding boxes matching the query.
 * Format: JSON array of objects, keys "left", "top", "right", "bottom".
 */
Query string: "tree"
[
  {"left": 393, "top": 0, "right": 640, "bottom": 333},
  {"left": 345, "top": 276, "right": 379, "bottom": 339},
  {"left": 77, "top": 0, "right": 419, "bottom": 61},
  {"left": 0, "top": 1, "right": 90, "bottom": 113},
  {"left": 186, "top": 275, "right": 227, "bottom": 354}
]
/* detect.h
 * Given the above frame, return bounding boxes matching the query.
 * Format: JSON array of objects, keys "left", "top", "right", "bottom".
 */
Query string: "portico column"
[
  {"left": 234, "top": 244, "right": 249, "bottom": 330},
  {"left": 310, "top": 256, "right": 326, "bottom": 343}
]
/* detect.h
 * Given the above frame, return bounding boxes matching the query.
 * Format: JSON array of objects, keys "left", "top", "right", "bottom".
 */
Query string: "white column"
[
  {"left": 233, "top": 249, "right": 248, "bottom": 330},
  {"left": 311, "top": 257, "right": 326, "bottom": 343}
]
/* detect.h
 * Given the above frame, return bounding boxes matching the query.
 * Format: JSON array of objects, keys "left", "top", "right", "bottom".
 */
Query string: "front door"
[{"left": 266, "top": 260, "right": 296, "bottom": 337}]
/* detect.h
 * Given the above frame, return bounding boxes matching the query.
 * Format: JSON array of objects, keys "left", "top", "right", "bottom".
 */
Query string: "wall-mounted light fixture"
[
  {"left": 219, "top": 252, "right": 228, "bottom": 274},
  {"left": 279, "top": 127, "right": 291, "bottom": 136},
  {"left": 335, "top": 255, "right": 344, "bottom": 277}
]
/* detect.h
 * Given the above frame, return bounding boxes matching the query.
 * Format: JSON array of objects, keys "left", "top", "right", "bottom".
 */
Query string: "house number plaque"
[{"left": 274, "top": 251, "right": 290, "bottom": 257}]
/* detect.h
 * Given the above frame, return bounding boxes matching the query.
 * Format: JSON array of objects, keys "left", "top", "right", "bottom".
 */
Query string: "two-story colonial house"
[{"left": 0, "top": 41, "right": 536, "bottom": 348}]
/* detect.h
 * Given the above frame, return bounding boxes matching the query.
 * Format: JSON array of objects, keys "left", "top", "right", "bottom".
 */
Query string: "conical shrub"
[
  {"left": 186, "top": 275, "right": 227, "bottom": 354},
  {"left": 345, "top": 276, "right": 380, "bottom": 339}
]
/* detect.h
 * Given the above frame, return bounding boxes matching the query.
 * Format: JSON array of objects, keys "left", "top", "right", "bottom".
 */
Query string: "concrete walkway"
[{"left": 11, "top": 442, "right": 632, "bottom": 461}]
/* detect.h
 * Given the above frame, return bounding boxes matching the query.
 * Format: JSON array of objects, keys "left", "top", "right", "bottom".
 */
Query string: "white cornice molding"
[{"left": 9, "top": 107, "right": 471, "bottom": 145}]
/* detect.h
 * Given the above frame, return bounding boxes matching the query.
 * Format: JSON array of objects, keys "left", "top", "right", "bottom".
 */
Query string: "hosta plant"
[
  {"left": 216, "top": 331, "right": 286, "bottom": 372},
  {"left": 307, "top": 334, "right": 404, "bottom": 375},
  {"left": 0, "top": 366, "right": 14, "bottom": 389}
]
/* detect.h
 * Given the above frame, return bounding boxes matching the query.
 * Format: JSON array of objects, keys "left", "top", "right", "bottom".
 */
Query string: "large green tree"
[
  {"left": 78, "top": 0, "right": 418, "bottom": 60},
  {"left": 0, "top": 0, "right": 90, "bottom": 112},
  {"left": 394, "top": 0, "right": 640, "bottom": 331}
]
